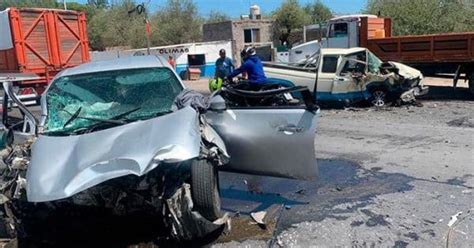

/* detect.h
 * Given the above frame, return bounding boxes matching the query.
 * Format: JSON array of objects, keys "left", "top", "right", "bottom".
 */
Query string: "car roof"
[
  {"left": 330, "top": 14, "right": 378, "bottom": 22},
  {"left": 57, "top": 55, "right": 169, "bottom": 77},
  {"left": 321, "top": 47, "right": 367, "bottom": 56}
]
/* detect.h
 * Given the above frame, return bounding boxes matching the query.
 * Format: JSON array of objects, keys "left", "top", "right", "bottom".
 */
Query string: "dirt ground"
[{"left": 182, "top": 78, "right": 474, "bottom": 247}]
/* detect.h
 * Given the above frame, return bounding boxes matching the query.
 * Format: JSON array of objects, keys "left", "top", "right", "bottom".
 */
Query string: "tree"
[
  {"left": 273, "top": 0, "right": 309, "bottom": 45},
  {"left": 87, "top": 0, "right": 148, "bottom": 50},
  {"left": 304, "top": 0, "right": 333, "bottom": 24},
  {"left": 150, "top": 0, "right": 203, "bottom": 45},
  {"left": 366, "top": 0, "right": 474, "bottom": 36},
  {"left": 88, "top": 0, "right": 108, "bottom": 8},
  {"left": 206, "top": 10, "right": 231, "bottom": 23},
  {"left": 87, "top": 8, "right": 108, "bottom": 50}
]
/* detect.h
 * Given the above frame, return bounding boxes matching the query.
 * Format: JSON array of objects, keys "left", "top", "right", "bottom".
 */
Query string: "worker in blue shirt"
[
  {"left": 215, "top": 49, "right": 234, "bottom": 79},
  {"left": 227, "top": 47, "right": 298, "bottom": 97},
  {"left": 227, "top": 47, "right": 267, "bottom": 84}
]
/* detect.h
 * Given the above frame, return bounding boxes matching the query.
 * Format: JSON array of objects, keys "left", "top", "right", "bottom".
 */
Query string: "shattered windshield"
[
  {"left": 44, "top": 67, "right": 183, "bottom": 135},
  {"left": 367, "top": 51, "right": 382, "bottom": 74}
]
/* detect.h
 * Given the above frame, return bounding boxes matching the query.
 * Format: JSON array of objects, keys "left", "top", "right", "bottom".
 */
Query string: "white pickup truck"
[{"left": 264, "top": 47, "right": 428, "bottom": 106}]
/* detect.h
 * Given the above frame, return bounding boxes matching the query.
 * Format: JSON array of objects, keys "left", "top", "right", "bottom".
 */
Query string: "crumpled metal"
[{"left": 27, "top": 106, "right": 202, "bottom": 202}]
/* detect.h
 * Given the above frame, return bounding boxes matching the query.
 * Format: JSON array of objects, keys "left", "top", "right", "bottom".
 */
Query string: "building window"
[
  {"left": 244, "top": 28, "right": 260, "bottom": 43},
  {"left": 188, "top": 54, "right": 206, "bottom": 66}
]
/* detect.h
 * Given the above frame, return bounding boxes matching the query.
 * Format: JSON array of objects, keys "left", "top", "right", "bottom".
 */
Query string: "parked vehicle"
[
  {"left": 0, "top": 56, "right": 319, "bottom": 242},
  {"left": 264, "top": 47, "right": 428, "bottom": 106},
  {"left": 0, "top": 8, "right": 90, "bottom": 95},
  {"left": 296, "top": 15, "right": 474, "bottom": 95}
]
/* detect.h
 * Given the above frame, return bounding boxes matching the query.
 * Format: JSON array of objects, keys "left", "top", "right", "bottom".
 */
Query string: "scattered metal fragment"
[
  {"left": 295, "top": 189, "right": 306, "bottom": 195},
  {"left": 250, "top": 211, "right": 266, "bottom": 226},
  {"left": 447, "top": 211, "right": 462, "bottom": 227},
  {"left": 446, "top": 209, "right": 473, "bottom": 248},
  {"left": 165, "top": 183, "right": 230, "bottom": 240}
]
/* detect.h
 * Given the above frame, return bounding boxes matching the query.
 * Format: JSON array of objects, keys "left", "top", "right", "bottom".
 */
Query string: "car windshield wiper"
[
  {"left": 151, "top": 109, "right": 173, "bottom": 117},
  {"left": 109, "top": 107, "right": 141, "bottom": 121},
  {"left": 63, "top": 107, "right": 83, "bottom": 128},
  {"left": 63, "top": 107, "right": 142, "bottom": 132},
  {"left": 62, "top": 108, "right": 132, "bottom": 129}
]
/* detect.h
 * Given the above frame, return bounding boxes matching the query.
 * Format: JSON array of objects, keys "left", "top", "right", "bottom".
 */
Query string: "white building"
[{"left": 90, "top": 40, "right": 233, "bottom": 78}]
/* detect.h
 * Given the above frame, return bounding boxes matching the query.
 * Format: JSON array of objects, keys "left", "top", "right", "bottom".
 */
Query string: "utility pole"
[
  {"left": 144, "top": 7, "right": 151, "bottom": 55},
  {"left": 128, "top": 2, "right": 151, "bottom": 55},
  {"left": 63, "top": 0, "right": 67, "bottom": 10}
]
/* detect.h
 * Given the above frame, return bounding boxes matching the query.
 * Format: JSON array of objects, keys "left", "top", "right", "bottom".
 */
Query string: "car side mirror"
[{"left": 209, "top": 95, "right": 226, "bottom": 111}]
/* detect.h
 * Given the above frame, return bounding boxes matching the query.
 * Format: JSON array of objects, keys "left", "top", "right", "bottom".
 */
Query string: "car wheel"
[
  {"left": 191, "top": 159, "right": 221, "bottom": 221},
  {"left": 370, "top": 89, "right": 387, "bottom": 107}
]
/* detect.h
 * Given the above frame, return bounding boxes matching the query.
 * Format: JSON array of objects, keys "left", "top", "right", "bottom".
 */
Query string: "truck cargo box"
[
  {"left": 0, "top": 8, "right": 90, "bottom": 94},
  {"left": 358, "top": 17, "right": 474, "bottom": 65}
]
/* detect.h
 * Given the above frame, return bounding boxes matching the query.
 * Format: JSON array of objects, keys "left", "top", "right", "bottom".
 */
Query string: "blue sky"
[{"left": 73, "top": 0, "right": 366, "bottom": 17}]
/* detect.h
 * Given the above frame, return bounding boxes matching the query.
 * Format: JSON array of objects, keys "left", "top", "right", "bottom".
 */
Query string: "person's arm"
[
  {"left": 229, "top": 58, "right": 235, "bottom": 71},
  {"left": 228, "top": 60, "right": 249, "bottom": 79}
]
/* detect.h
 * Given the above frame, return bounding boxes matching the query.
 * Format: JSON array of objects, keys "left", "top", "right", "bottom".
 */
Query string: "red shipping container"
[{"left": 0, "top": 8, "right": 90, "bottom": 94}]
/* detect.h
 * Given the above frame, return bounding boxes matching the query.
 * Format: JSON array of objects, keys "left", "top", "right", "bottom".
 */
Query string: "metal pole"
[
  {"left": 145, "top": 8, "right": 151, "bottom": 55},
  {"left": 63, "top": 0, "right": 67, "bottom": 10},
  {"left": 303, "top": 25, "right": 307, "bottom": 43}
]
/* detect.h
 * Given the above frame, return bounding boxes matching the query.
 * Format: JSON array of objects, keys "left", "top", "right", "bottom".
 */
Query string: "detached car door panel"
[{"left": 205, "top": 107, "right": 318, "bottom": 180}]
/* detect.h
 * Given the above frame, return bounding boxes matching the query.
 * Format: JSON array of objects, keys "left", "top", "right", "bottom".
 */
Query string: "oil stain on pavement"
[{"left": 216, "top": 159, "right": 415, "bottom": 242}]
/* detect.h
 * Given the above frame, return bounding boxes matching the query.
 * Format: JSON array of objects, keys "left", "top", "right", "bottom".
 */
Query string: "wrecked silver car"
[{"left": 0, "top": 56, "right": 319, "bottom": 243}]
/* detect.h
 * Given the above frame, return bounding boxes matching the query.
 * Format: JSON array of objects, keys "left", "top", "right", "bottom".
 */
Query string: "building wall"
[
  {"left": 203, "top": 19, "right": 275, "bottom": 65},
  {"left": 203, "top": 21, "right": 233, "bottom": 43},
  {"left": 231, "top": 19, "right": 274, "bottom": 65}
]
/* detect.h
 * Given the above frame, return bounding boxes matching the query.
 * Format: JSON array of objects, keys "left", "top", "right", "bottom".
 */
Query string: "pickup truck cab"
[{"left": 264, "top": 47, "right": 428, "bottom": 106}]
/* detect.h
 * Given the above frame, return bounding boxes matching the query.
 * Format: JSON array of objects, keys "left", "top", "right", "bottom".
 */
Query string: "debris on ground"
[
  {"left": 447, "top": 211, "right": 463, "bottom": 227},
  {"left": 447, "top": 116, "right": 474, "bottom": 128},
  {"left": 250, "top": 211, "right": 266, "bottom": 226},
  {"left": 295, "top": 189, "right": 306, "bottom": 195}
]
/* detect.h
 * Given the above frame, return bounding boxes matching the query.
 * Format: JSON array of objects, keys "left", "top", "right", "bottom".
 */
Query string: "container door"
[
  {"left": 9, "top": 8, "right": 55, "bottom": 72},
  {"left": 52, "top": 11, "right": 90, "bottom": 67}
]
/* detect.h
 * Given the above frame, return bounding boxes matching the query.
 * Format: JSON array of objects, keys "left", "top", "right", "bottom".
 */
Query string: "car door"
[
  {"left": 331, "top": 51, "right": 368, "bottom": 96},
  {"left": 316, "top": 54, "right": 341, "bottom": 100},
  {"left": 205, "top": 98, "right": 318, "bottom": 180},
  {"left": 264, "top": 65, "right": 317, "bottom": 91}
]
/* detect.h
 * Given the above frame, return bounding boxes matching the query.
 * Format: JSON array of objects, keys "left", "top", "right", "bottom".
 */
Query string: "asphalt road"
[{"left": 207, "top": 85, "right": 473, "bottom": 247}]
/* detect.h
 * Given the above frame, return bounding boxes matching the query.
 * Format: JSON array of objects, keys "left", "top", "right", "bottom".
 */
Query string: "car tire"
[
  {"left": 191, "top": 159, "right": 221, "bottom": 221},
  {"left": 370, "top": 88, "right": 388, "bottom": 107}
]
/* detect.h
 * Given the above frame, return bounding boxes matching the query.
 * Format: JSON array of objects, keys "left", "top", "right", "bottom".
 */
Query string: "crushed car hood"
[
  {"left": 388, "top": 61, "right": 423, "bottom": 79},
  {"left": 27, "top": 106, "right": 201, "bottom": 202}
]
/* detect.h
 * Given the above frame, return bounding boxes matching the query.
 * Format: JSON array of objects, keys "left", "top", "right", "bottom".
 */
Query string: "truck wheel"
[
  {"left": 191, "top": 159, "right": 221, "bottom": 221},
  {"left": 370, "top": 89, "right": 387, "bottom": 107}
]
